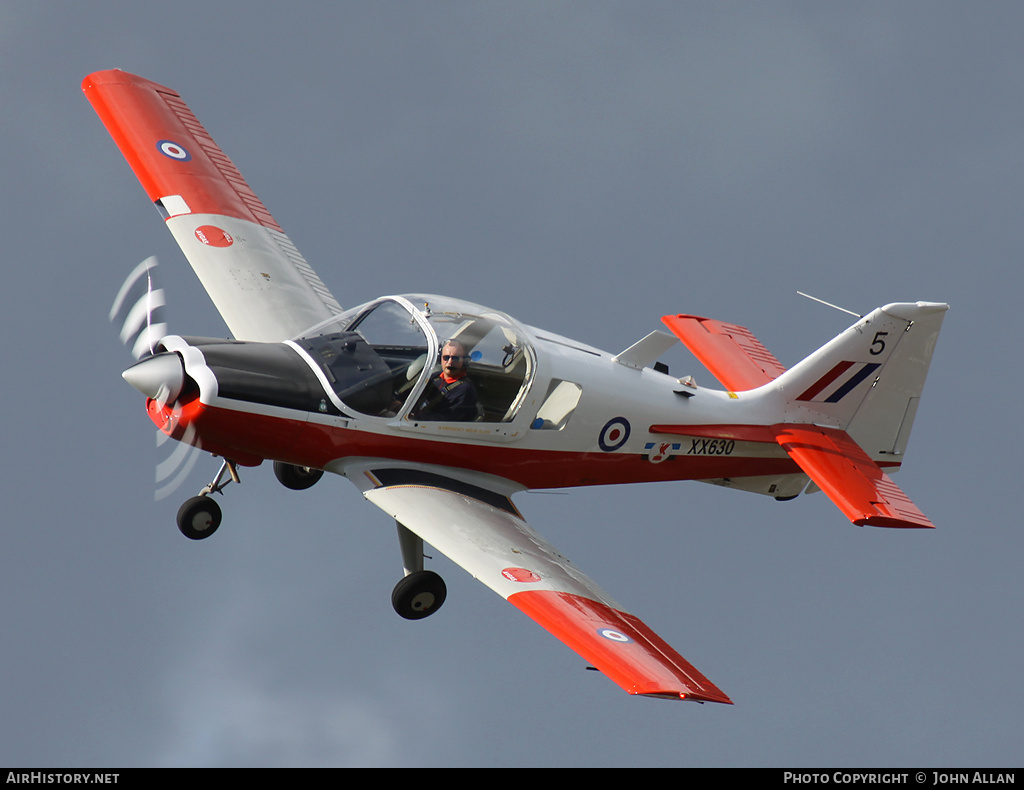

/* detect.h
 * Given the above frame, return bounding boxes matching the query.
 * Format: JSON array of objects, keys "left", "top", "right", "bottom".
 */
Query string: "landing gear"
[
  {"left": 174, "top": 459, "right": 238, "bottom": 540},
  {"left": 199, "top": 459, "right": 240, "bottom": 497},
  {"left": 392, "top": 570, "right": 447, "bottom": 620},
  {"left": 176, "top": 495, "right": 221, "bottom": 540},
  {"left": 392, "top": 520, "right": 447, "bottom": 619},
  {"left": 273, "top": 461, "right": 324, "bottom": 490}
]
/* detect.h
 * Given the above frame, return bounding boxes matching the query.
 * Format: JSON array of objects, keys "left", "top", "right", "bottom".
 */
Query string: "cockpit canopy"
[{"left": 294, "top": 295, "right": 535, "bottom": 423}]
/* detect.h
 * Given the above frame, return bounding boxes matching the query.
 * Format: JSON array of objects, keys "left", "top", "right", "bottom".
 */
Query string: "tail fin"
[
  {"left": 771, "top": 301, "right": 948, "bottom": 462},
  {"left": 772, "top": 301, "right": 947, "bottom": 529}
]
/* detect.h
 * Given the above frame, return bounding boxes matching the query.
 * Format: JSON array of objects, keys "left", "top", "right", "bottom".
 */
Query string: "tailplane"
[{"left": 770, "top": 424, "right": 936, "bottom": 528}]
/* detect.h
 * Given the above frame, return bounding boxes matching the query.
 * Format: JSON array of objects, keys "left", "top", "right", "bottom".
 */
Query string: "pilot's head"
[{"left": 441, "top": 339, "right": 469, "bottom": 378}]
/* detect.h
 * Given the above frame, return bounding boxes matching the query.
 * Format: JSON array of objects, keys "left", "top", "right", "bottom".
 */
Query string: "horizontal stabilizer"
[
  {"left": 771, "top": 424, "right": 935, "bottom": 529},
  {"left": 662, "top": 314, "right": 787, "bottom": 392}
]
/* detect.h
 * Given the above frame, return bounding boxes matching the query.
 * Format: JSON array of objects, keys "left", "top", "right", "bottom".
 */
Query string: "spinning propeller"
[
  {"left": 110, "top": 257, "right": 203, "bottom": 502},
  {"left": 109, "top": 256, "right": 166, "bottom": 360}
]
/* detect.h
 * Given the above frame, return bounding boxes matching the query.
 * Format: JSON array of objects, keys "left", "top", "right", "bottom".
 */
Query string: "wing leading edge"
[
  {"left": 346, "top": 463, "right": 732, "bottom": 703},
  {"left": 83, "top": 69, "right": 341, "bottom": 342}
]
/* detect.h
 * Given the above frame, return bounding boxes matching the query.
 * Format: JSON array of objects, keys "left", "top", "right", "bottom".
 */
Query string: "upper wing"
[
  {"left": 83, "top": 70, "right": 342, "bottom": 342},
  {"left": 662, "top": 314, "right": 787, "bottom": 392},
  {"left": 346, "top": 463, "right": 732, "bottom": 703}
]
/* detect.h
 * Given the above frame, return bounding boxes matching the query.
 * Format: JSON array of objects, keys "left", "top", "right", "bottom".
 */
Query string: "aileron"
[{"left": 510, "top": 590, "right": 732, "bottom": 703}]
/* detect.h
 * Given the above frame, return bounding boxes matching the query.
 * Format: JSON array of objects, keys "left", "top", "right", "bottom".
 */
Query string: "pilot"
[{"left": 414, "top": 339, "right": 480, "bottom": 421}]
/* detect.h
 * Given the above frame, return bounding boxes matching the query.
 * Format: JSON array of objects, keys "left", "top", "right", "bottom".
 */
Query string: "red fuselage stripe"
[{"left": 158, "top": 400, "right": 802, "bottom": 490}]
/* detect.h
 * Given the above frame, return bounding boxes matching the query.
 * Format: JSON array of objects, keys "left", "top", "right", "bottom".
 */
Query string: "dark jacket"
[{"left": 416, "top": 374, "right": 479, "bottom": 421}]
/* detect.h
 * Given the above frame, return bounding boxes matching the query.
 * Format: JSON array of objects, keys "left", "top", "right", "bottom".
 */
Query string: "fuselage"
[{"left": 131, "top": 293, "right": 803, "bottom": 495}]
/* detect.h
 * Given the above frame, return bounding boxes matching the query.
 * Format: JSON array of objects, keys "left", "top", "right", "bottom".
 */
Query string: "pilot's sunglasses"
[{"left": 442, "top": 355, "right": 464, "bottom": 361}]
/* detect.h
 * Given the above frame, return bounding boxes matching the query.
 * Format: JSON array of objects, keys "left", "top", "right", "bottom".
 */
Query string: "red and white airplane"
[{"left": 85, "top": 70, "right": 947, "bottom": 705}]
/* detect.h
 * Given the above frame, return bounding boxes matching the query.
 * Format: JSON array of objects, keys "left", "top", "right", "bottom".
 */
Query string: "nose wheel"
[
  {"left": 174, "top": 459, "right": 238, "bottom": 540},
  {"left": 392, "top": 570, "right": 447, "bottom": 620},
  {"left": 176, "top": 495, "right": 222, "bottom": 540}
]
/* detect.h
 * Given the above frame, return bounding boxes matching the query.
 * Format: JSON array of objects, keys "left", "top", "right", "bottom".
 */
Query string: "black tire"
[
  {"left": 392, "top": 570, "right": 447, "bottom": 620},
  {"left": 176, "top": 496, "right": 222, "bottom": 540},
  {"left": 273, "top": 461, "right": 324, "bottom": 491}
]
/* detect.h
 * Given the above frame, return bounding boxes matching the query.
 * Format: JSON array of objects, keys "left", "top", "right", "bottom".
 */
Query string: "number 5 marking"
[{"left": 869, "top": 331, "right": 888, "bottom": 355}]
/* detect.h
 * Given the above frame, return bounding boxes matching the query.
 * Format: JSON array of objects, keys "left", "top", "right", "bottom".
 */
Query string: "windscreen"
[{"left": 296, "top": 300, "right": 429, "bottom": 417}]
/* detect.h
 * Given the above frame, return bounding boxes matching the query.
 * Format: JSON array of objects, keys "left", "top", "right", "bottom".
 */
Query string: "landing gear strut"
[
  {"left": 199, "top": 459, "right": 240, "bottom": 497},
  {"left": 391, "top": 520, "right": 447, "bottom": 619}
]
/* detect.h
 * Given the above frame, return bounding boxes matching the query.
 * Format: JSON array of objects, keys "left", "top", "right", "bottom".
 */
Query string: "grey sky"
[{"left": 2, "top": 1, "right": 1020, "bottom": 767}]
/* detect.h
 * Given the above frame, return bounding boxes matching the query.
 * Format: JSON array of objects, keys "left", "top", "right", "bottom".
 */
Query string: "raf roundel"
[
  {"left": 156, "top": 139, "right": 191, "bottom": 161},
  {"left": 597, "top": 628, "right": 633, "bottom": 644},
  {"left": 598, "top": 417, "right": 630, "bottom": 452}
]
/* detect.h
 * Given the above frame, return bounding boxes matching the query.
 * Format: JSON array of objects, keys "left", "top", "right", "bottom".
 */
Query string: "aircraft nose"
[{"left": 122, "top": 352, "right": 185, "bottom": 403}]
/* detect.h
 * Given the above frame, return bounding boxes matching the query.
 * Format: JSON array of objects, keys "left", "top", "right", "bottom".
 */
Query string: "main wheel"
[
  {"left": 176, "top": 495, "right": 222, "bottom": 540},
  {"left": 273, "top": 461, "right": 324, "bottom": 490},
  {"left": 392, "top": 570, "right": 447, "bottom": 620}
]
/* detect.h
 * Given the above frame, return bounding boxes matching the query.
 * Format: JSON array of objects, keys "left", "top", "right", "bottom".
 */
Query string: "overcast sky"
[{"left": 2, "top": 1, "right": 1021, "bottom": 768}]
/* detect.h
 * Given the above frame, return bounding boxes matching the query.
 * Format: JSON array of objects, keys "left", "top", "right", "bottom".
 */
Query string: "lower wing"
[{"left": 344, "top": 461, "right": 732, "bottom": 703}]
